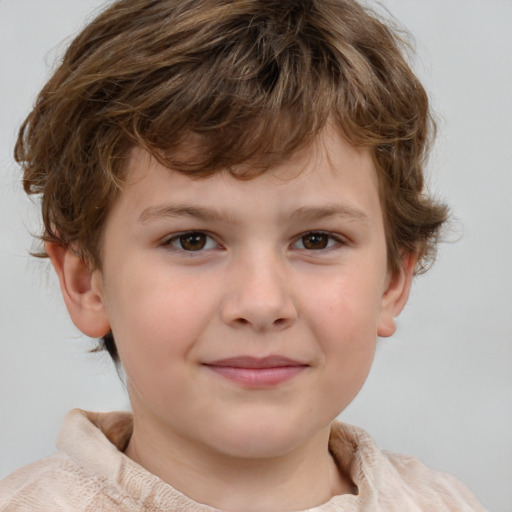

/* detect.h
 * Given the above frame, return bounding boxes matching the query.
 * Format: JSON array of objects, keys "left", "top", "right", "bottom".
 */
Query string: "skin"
[{"left": 48, "top": 127, "right": 415, "bottom": 511}]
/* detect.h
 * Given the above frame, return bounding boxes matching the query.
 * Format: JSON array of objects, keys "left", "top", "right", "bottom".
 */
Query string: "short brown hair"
[{"left": 16, "top": 0, "right": 447, "bottom": 357}]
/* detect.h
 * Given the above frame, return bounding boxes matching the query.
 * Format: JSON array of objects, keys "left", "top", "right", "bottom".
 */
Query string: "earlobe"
[
  {"left": 45, "top": 242, "right": 111, "bottom": 338},
  {"left": 377, "top": 251, "right": 417, "bottom": 338}
]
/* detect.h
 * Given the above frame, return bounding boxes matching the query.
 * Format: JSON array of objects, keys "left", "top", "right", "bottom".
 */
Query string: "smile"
[{"left": 203, "top": 356, "right": 309, "bottom": 387}]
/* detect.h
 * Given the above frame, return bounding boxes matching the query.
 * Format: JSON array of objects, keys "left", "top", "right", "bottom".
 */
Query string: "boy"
[{"left": 0, "top": 0, "right": 486, "bottom": 510}]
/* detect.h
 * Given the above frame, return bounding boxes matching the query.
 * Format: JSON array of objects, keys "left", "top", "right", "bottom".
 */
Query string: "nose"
[{"left": 221, "top": 251, "right": 298, "bottom": 333}]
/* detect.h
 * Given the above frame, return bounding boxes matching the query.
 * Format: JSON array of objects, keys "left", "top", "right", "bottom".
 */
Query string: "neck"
[{"left": 125, "top": 415, "right": 354, "bottom": 511}]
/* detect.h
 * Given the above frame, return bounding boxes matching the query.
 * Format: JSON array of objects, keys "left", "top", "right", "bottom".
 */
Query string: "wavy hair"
[{"left": 16, "top": 0, "right": 448, "bottom": 360}]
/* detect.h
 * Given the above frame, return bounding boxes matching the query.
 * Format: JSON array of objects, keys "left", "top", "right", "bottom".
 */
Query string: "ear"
[
  {"left": 377, "top": 251, "right": 417, "bottom": 338},
  {"left": 46, "top": 242, "right": 111, "bottom": 338}
]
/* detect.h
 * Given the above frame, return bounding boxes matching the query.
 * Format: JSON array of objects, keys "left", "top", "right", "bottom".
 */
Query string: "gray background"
[{"left": 1, "top": 1, "right": 511, "bottom": 510}]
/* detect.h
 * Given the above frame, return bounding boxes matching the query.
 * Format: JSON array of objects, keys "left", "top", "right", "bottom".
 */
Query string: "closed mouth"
[
  {"left": 205, "top": 355, "right": 308, "bottom": 369},
  {"left": 203, "top": 356, "right": 309, "bottom": 387}
]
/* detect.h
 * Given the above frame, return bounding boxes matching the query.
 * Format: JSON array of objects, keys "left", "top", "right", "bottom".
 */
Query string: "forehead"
[
  {"left": 109, "top": 127, "right": 382, "bottom": 231},
  {"left": 125, "top": 125, "right": 377, "bottom": 188}
]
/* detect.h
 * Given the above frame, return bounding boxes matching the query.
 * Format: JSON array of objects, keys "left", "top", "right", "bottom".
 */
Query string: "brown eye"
[
  {"left": 177, "top": 232, "right": 208, "bottom": 251},
  {"left": 300, "top": 232, "right": 330, "bottom": 250},
  {"left": 166, "top": 231, "right": 218, "bottom": 253}
]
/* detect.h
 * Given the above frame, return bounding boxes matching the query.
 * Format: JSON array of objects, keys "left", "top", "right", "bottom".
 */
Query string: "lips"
[{"left": 203, "top": 356, "right": 308, "bottom": 387}]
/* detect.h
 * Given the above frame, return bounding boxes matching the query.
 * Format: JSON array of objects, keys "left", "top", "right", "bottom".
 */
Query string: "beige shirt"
[{"left": 0, "top": 409, "right": 486, "bottom": 511}]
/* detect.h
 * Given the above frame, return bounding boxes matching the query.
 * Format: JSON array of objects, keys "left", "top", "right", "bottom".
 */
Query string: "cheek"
[
  {"left": 104, "top": 263, "right": 218, "bottom": 371},
  {"left": 307, "top": 269, "right": 384, "bottom": 339},
  {"left": 306, "top": 273, "right": 381, "bottom": 388}
]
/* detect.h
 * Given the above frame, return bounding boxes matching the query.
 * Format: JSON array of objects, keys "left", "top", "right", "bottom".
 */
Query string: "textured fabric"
[{"left": 0, "top": 409, "right": 486, "bottom": 511}]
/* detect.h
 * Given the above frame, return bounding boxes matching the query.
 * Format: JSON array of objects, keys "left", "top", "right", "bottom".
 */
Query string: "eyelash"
[
  {"left": 162, "top": 231, "right": 346, "bottom": 253},
  {"left": 163, "top": 231, "right": 219, "bottom": 252},
  {"left": 292, "top": 231, "right": 346, "bottom": 252}
]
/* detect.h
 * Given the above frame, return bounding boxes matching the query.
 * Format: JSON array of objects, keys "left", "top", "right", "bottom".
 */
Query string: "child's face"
[{"left": 67, "top": 127, "right": 411, "bottom": 460}]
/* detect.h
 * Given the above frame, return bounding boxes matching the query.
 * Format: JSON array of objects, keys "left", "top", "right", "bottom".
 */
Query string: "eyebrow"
[
  {"left": 139, "top": 204, "right": 236, "bottom": 225},
  {"left": 290, "top": 204, "right": 371, "bottom": 225},
  {"left": 138, "top": 202, "right": 370, "bottom": 226}
]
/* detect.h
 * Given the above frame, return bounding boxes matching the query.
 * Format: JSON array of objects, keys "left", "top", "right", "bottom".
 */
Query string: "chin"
[{"left": 205, "top": 414, "right": 325, "bottom": 460}]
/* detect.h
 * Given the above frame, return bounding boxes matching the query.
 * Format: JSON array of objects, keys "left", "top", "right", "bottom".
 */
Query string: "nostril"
[{"left": 274, "top": 318, "right": 287, "bottom": 326}]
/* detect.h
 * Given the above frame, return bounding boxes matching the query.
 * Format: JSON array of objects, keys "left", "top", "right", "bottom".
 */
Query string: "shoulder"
[
  {"left": 382, "top": 450, "right": 487, "bottom": 511},
  {"left": 328, "top": 421, "right": 487, "bottom": 511},
  {"left": 0, "top": 409, "right": 137, "bottom": 512},
  {"left": 0, "top": 453, "right": 123, "bottom": 512},
  {"left": 0, "top": 454, "right": 79, "bottom": 511}
]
